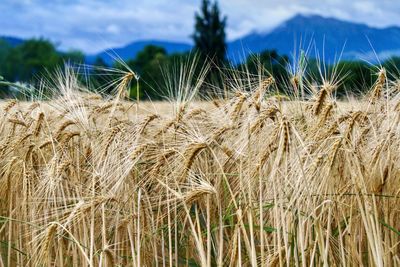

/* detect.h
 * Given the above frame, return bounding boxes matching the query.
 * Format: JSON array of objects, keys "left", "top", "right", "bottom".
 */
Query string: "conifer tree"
[{"left": 193, "top": 0, "right": 227, "bottom": 66}]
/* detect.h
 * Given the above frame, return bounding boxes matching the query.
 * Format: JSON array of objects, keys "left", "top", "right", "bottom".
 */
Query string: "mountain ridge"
[
  {"left": 3, "top": 14, "right": 400, "bottom": 64},
  {"left": 228, "top": 14, "right": 400, "bottom": 63},
  {"left": 86, "top": 40, "right": 192, "bottom": 65},
  {"left": 94, "top": 14, "right": 400, "bottom": 63},
  {"left": 0, "top": 36, "right": 24, "bottom": 47}
]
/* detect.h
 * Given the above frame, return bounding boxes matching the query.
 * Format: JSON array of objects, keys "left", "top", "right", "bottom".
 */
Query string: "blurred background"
[{"left": 0, "top": 0, "right": 399, "bottom": 99}]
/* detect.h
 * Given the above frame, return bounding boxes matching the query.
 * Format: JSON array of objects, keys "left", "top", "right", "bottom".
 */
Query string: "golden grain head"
[{"left": 1, "top": 62, "right": 400, "bottom": 267}]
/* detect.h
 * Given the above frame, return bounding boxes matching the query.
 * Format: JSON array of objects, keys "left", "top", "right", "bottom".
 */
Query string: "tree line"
[{"left": 1, "top": 0, "right": 400, "bottom": 99}]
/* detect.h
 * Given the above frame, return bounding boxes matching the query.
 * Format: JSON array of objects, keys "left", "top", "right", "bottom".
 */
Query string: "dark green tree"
[
  {"left": 383, "top": 56, "right": 400, "bottom": 80},
  {"left": 330, "top": 61, "right": 373, "bottom": 96},
  {"left": 93, "top": 56, "right": 107, "bottom": 67},
  {"left": 4, "top": 38, "right": 61, "bottom": 82},
  {"left": 61, "top": 50, "right": 85, "bottom": 64},
  {"left": 240, "top": 50, "right": 288, "bottom": 75},
  {"left": 238, "top": 50, "right": 289, "bottom": 93},
  {"left": 0, "top": 40, "right": 11, "bottom": 75},
  {"left": 193, "top": 0, "right": 227, "bottom": 66},
  {"left": 89, "top": 56, "right": 109, "bottom": 94},
  {"left": 122, "top": 45, "right": 168, "bottom": 99}
]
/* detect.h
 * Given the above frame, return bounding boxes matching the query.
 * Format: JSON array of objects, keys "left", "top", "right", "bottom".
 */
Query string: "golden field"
[{"left": 0, "top": 66, "right": 399, "bottom": 266}]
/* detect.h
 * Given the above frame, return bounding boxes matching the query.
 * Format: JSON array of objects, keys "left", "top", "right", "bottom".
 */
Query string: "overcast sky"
[{"left": 1, "top": 0, "right": 399, "bottom": 54}]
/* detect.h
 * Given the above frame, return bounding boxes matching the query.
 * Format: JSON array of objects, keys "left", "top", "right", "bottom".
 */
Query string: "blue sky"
[{"left": 1, "top": 0, "right": 399, "bottom": 54}]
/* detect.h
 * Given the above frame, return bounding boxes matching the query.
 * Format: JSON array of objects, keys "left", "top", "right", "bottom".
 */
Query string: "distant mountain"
[
  {"left": 0, "top": 36, "right": 24, "bottom": 47},
  {"left": 90, "top": 14, "right": 400, "bottom": 65},
  {"left": 87, "top": 40, "right": 193, "bottom": 65},
  {"left": 5, "top": 14, "right": 399, "bottom": 65},
  {"left": 228, "top": 14, "right": 400, "bottom": 63}
]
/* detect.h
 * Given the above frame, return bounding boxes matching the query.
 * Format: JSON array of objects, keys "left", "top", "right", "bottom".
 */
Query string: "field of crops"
[{"left": 0, "top": 66, "right": 399, "bottom": 266}]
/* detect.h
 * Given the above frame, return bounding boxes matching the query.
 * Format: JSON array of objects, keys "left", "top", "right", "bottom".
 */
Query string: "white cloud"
[
  {"left": 0, "top": 0, "right": 399, "bottom": 53},
  {"left": 106, "top": 24, "right": 120, "bottom": 35}
]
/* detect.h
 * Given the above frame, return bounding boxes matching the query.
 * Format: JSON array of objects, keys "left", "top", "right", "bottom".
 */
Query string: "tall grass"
[{"left": 1, "top": 60, "right": 400, "bottom": 266}]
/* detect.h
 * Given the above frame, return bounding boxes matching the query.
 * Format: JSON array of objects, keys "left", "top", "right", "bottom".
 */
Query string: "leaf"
[
  {"left": 379, "top": 219, "right": 400, "bottom": 236},
  {"left": 244, "top": 224, "right": 277, "bottom": 233},
  {"left": 0, "top": 240, "right": 27, "bottom": 256},
  {"left": 178, "top": 257, "right": 201, "bottom": 267},
  {"left": 332, "top": 216, "right": 350, "bottom": 237},
  {"left": 263, "top": 226, "right": 277, "bottom": 233},
  {"left": 263, "top": 202, "right": 275, "bottom": 209}
]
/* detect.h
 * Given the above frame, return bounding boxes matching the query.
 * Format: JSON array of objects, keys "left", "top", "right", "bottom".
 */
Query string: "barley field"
[{"left": 0, "top": 65, "right": 399, "bottom": 266}]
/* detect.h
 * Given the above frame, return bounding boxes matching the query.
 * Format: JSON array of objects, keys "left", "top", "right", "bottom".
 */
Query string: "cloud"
[
  {"left": 0, "top": 0, "right": 399, "bottom": 53},
  {"left": 106, "top": 24, "right": 121, "bottom": 35}
]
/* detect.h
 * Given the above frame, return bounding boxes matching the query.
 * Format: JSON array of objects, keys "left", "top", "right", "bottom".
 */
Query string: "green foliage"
[
  {"left": 0, "top": 38, "right": 87, "bottom": 98},
  {"left": 193, "top": 0, "right": 227, "bottom": 66},
  {"left": 333, "top": 61, "right": 373, "bottom": 96},
  {"left": 4, "top": 38, "right": 60, "bottom": 82},
  {"left": 383, "top": 56, "right": 400, "bottom": 80},
  {"left": 123, "top": 45, "right": 169, "bottom": 100},
  {"left": 128, "top": 83, "right": 144, "bottom": 100},
  {"left": 61, "top": 50, "right": 85, "bottom": 64},
  {"left": 0, "top": 41, "right": 12, "bottom": 97},
  {"left": 89, "top": 56, "right": 109, "bottom": 94},
  {"left": 238, "top": 49, "right": 289, "bottom": 92},
  {"left": 304, "top": 58, "right": 322, "bottom": 82},
  {"left": 0, "top": 40, "right": 11, "bottom": 75},
  {"left": 0, "top": 36, "right": 398, "bottom": 101},
  {"left": 192, "top": 0, "right": 227, "bottom": 95},
  {"left": 243, "top": 50, "right": 288, "bottom": 73},
  {"left": 301, "top": 58, "right": 374, "bottom": 97}
]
